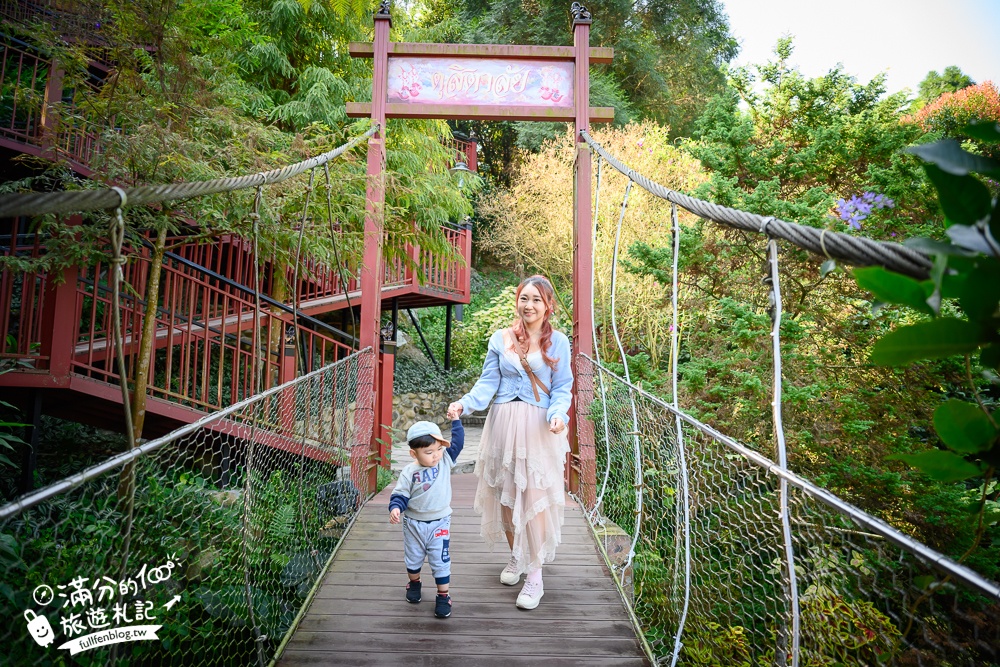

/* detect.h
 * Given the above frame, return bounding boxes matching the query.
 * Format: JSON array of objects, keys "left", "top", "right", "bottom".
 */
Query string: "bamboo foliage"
[{"left": 478, "top": 121, "right": 707, "bottom": 367}]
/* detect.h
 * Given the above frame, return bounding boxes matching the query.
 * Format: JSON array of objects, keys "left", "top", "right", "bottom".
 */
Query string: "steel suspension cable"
[
  {"left": 579, "top": 130, "right": 933, "bottom": 280},
  {"left": 0, "top": 125, "right": 378, "bottom": 218}
]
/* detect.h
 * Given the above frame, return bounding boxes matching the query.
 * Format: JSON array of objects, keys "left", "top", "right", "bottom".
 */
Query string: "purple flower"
[
  {"left": 834, "top": 190, "right": 894, "bottom": 231},
  {"left": 890, "top": 232, "right": 897, "bottom": 237}
]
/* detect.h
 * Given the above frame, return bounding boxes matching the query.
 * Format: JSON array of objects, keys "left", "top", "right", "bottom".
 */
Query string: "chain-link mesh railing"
[
  {"left": 575, "top": 354, "right": 1000, "bottom": 666},
  {"left": 0, "top": 349, "right": 373, "bottom": 666}
]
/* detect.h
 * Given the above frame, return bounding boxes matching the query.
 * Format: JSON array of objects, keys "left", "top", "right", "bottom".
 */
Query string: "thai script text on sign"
[{"left": 387, "top": 57, "right": 575, "bottom": 107}]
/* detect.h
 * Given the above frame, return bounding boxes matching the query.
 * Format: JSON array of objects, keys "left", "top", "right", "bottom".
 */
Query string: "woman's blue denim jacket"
[{"left": 459, "top": 328, "right": 574, "bottom": 425}]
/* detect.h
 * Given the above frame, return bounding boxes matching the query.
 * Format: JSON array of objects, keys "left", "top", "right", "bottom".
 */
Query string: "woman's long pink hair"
[{"left": 509, "top": 275, "right": 560, "bottom": 371}]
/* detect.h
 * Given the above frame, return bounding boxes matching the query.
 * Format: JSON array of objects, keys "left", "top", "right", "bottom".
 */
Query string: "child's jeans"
[{"left": 402, "top": 514, "right": 451, "bottom": 584}]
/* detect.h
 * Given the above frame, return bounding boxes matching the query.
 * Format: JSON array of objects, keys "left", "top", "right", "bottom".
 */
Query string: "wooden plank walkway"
[{"left": 277, "top": 473, "right": 651, "bottom": 666}]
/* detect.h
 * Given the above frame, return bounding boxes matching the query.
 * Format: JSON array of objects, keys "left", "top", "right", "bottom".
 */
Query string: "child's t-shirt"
[{"left": 388, "top": 420, "right": 465, "bottom": 521}]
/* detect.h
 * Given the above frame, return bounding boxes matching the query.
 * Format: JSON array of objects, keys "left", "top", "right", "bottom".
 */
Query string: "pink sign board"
[{"left": 387, "top": 57, "right": 575, "bottom": 107}]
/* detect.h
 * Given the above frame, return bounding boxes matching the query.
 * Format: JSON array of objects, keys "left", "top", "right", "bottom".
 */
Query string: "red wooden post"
[
  {"left": 40, "top": 61, "right": 64, "bottom": 151},
  {"left": 358, "top": 4, "right": 392, "bottom": 493},
  {"left": 376, "top": 336, "right": 396, "bottom": 475},
  {"left": 462, "top": 220, "right": 473, "bottom": 302},
  {"left": 466, "top": 134, "right": 478, "bottom": 173},
  {"left": 570, "top": 4, "right": 596, "bottom": 506},
  {"left": 280, "top": 322, "right": 297, "bottom": 433},
  {"left": 39, "top": 270, "right": 77, "bottom": 379},
  {"left": 39, "top": 215, "right": 80, "bottom": 381}
]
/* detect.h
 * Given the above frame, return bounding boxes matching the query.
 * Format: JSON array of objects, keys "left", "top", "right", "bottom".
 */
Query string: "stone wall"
[{"left": 391, "top": 383, "right": 476, "bottom": 439}]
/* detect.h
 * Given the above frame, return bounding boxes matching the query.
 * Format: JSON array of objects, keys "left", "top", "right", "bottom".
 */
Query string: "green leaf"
[
  {"left": 907, "top": 139, "right": 1000, "bottom": 177},
  {"left": 820, "top": 259, "right": 836, "bottom": 278},
  {"left": 933, "top": 399, "right": 997, "bottom": 454},
  {"left": 870, "top": 318, "right": 983, "bottom": 365},
  {"left": 982, "top": 344, "right": 1000, "bottom": 370},
  {"left": 891, "top": 450, "right": 984, "bottom": 482},
  {"left": 990, "top": 195, "right": 1000, "bottom": 253},
  {"left": 946, "top": 224, "right": 999, "bottom": 255},
  {"left": 903, "top": 237, "right": 977, "bottom": 257},
  {"left": 958, "top": 263, "right": 1000, "bottom": 320},
  {"left": 925, "top": 165, "right": 993, "bottom": 226},
  {"left": 963, "top": 121, "right": 1000, "bottom": 144},
  {"left": 853, "top": 266, "right": 934, "bottom": 316}
]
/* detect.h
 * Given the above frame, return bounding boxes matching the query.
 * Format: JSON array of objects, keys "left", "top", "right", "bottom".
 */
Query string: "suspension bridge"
[{"left": 1, "top": 2, "right": 998, "bottom": 666}]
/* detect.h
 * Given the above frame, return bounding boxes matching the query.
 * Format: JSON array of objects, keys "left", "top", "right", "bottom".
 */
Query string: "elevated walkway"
[{"left": 277, "top": 473, "right": 650, "bottom": 666}]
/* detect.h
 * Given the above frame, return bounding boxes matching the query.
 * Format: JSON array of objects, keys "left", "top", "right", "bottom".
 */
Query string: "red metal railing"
[
  {"left": 0, "top": 217, "right": 469, "bottom": 377},
  {"left": 280, "top": 226, "right": 469, "bottom": 306},
  {"left": 0, "top": 41, "right": 47, "bottom": 146},
  {"left": 0, "top": 0, "right": 107, "bottom": 41},
  {"left": 72, "top": 244, "right": 355, "bottom": 413},
  {"left": 0, "top": 218, "right": 48, "bottom": 365},
  {"left": 0, "top": 38, "right": 109, "bottom": 171},
  {"left": 50, "top": 112, "right": 104, "bottom": 169},
  {"left": 321, "top": 224, "right": 471, "bottom": 304},
  {"left": 443, "top": 135, "right": 478, "bottom": 171}
]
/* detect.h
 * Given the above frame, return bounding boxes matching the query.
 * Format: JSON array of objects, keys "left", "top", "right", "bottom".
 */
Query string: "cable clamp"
[
  {"left": 110, "top": 186, "right": 128, "bottom": 210},
  {"left": 819, "top": 229, "right": 833, "bottom": 259},
  {"left": 759, "top": 216, "right": 775, "bottom": 236}
]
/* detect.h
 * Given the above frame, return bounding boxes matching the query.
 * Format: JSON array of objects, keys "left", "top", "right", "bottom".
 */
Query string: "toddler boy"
[{"left": 388, "top": 418, "right": 465, "bottom": 618}]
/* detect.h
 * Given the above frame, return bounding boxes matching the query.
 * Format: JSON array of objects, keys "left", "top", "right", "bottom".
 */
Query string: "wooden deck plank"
[
  {"left": 278, "top": 651, "right": 649, "bottom": 666},
  {"left": 277, "top": 474, "right": 650, "bottom": 666}
]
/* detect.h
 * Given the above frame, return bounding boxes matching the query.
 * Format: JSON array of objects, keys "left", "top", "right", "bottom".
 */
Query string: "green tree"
[
  {"left": 914, "top": 65, "right": 975, "bottom": 110},
  {"left": 610, "top": 41, "right": 995, "bottom": 575},
  {"left": 2, "top": 0, "right": 475, "bottom": 444},
  {"left": 409, "top": 0, "right": 737, "bottom": 185}
]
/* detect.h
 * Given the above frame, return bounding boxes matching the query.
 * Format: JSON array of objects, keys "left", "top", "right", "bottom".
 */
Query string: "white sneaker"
[
  {"left": 500, "top": 555, "right": 521, "bottom": 586},
  {"left": 515, "top": 579, "right": 544, "bottom": 609}
]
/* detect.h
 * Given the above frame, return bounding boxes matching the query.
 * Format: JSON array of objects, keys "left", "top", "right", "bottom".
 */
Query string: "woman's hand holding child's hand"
[{"left": 447, "top": 402, "right": 463, "bottom": 420}]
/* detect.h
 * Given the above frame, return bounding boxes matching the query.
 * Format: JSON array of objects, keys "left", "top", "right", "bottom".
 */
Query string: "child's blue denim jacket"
[{"left": 459, "top": 328, "right": 574, "bottom": 425}]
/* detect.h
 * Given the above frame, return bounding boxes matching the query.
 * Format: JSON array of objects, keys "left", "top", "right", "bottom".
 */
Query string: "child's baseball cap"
[{"left": 406, "top": 421, "right": 449, "bottom": 444}]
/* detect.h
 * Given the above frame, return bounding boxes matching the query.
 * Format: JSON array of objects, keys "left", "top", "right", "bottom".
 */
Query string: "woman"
[{"left": 447, "top": 275, "right": 573, "bottom": 610}]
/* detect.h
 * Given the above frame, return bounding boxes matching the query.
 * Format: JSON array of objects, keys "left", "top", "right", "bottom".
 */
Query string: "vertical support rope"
[
  {"left": 590, "top": 156, "right": 614, "bottom": 522},
  {"left": 767, "top": 238, "right": 801, "bottom": 667},
  {"left": 292, "top": 169, "right": 319, "bottom": 571},
  {"left": 109, "top": 187, "right": 136, "bottom": 449},
  {"left": 244, "top": 185, "right": 267, "bottom": 667},
  {"left": 108, "top": 186, "right": 136, "bottom": 667},
  {"left": 608, "top": 179, "right": 643, "bottom": 570},
  {"left": 668, "top": 203, "right": 693, "bottom": 667},
  {"left": 323, "top": 163, "right": 356, "bottom": 333}
]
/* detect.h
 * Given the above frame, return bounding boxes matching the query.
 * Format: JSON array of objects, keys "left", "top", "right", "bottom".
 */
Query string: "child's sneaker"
[
  {"left": 500, "top": 554, "right": 521, "bottom": 586},
  {"left": 434, "top": 593, "right": 452, "bottom": 618},
  {"left": 405, "top": 580, "right": 421, "bottom": 603}
]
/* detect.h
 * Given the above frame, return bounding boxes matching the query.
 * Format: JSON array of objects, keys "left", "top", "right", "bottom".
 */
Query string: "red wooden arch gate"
[{"left": 350, "top": 2, "right": 613, "bottom": 501}]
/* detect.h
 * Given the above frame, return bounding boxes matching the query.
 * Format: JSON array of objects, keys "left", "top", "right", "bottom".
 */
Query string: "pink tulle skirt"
[{"left": 474, "top": 400, "right": 570, "bottom": 574}]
